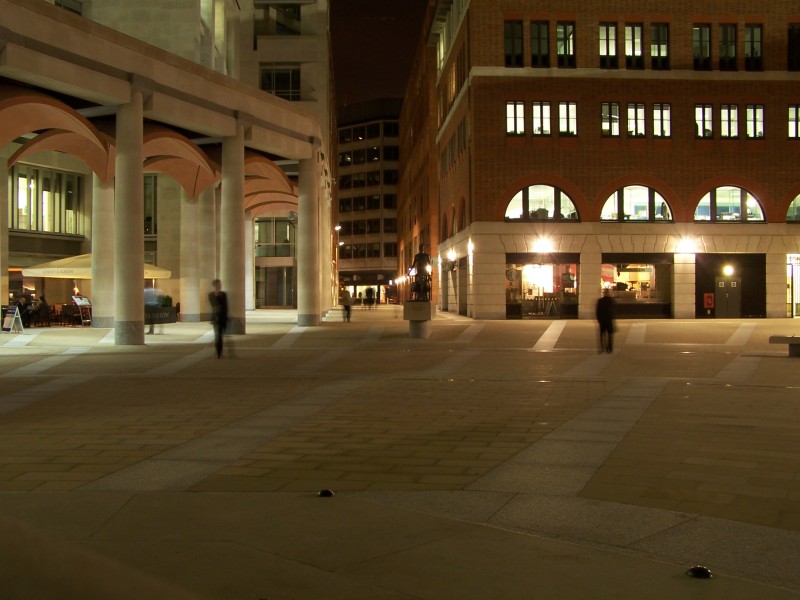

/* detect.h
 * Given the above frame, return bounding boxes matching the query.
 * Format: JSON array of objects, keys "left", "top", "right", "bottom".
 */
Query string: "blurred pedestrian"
[
  {"left": 340, "top": 288, "right": 352, "bottom": 322},
  {"left": 596, "top": 288, "right": 616, "bottom": 353},
  {"left": 208, "top": 279, "right": 229, "bottom": 358}
]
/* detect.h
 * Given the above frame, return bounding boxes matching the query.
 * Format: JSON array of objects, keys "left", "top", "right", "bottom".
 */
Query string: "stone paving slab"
[{"left": 1, "top": 310, "right": 800, "bottom": 597}]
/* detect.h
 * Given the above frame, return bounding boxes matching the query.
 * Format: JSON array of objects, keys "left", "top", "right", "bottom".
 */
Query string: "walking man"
[
  {"left": 209, "top": 279, "right": 229, "bottom": 358},
  {"left": 595, "top": 288, "right": 616, "bottom": 353}
]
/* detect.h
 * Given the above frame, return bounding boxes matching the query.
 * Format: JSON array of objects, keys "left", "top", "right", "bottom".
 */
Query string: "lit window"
[
  {"left": 504, "top": 185, "right": 579, "bottom": 221},
  {"left": 695, "top": 104, "right": 713, "bottom": 138},
  {"left": 532, "top": 102, "right": 551, "bottom": 135},
  {"left": 599, "top": 23, "right": 618, "bottom": 69},
  {"left": 601, "top": 103, "right": 620, "bottom": 137},
  {"left": 625, "top": 24, "right": 644, "bottom": 69},
  {"left": 746, "top": 104, "right": 765, "bottom": 138},
  {"left": 653, "top": 103, "right": 671, "bottom": 137},
  {"left": 506, "top": 102, "right": 525, "bottom": 135},
  {"left": 627, "top": 103, "right": 645, "bottom": 137},
  {"left": 694, "top": 186, "right": 765, "bottom": 222},
  {"left": 789, "top": 105, "right": 800, "bottom": 138},
  {"left": 787, "top": 194, "right": 800, "bottom": 221},
  {"left": 601, "top": 186, "right": 672, "bottom": 222},
  {"left": 720, "top": 105, "right": 739, "bottom": 138},
  {"left": 559, "top": 102, "right": 577, "bottom": 135}
]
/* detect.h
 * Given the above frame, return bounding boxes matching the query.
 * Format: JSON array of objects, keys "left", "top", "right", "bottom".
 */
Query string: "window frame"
[
  {"left": 653, "top": 103, "right": 672, "bottom": 138},
  {"left": 695, "top": 104, "right": 714, "bottom": 138},
  {"left": 558, "top": 101, "right": 578, "bottom": 136},
  {"left": 651, "top": 23, "right": 670, "bottom": 70},
  {"left": 600, "top": 186, "right": 673, "bottom": 222},
  {"left": 746, "top": 104, "right": 765, "bottom": 139},
  {"left": 693, "top": 24, "right": 712, "bottom": 70},
  {"left": 694, "top": 186, "right": 765, "bottom": 223},
  {"left": 532, "top": 101, "right": 552, "bottom": 136},
  {"left": 506, "top": 101, "right": 525, "bottom": 135},
  {"left": 625, "top": 23, "right": 644, "bottom": 69},
  {"left": 599, "top": 23, "right": 618, "bottom": 69},
  {"left": 720, "top": 104, "right": 739, "bottom": 139},
  {"left": 744, "top": 24, "right": 763, "bottom": 71},
  {"left": 531, "top": 21, "right": 550, "bottom": 67},
  {"left": 601, "top": 102, "right": 620, "bottom": 137},
  {"left": 556, "top": 22, "right": 576, "bottom": 68},
  {"left": 719, "top": 23, "right": 737, "bottom": 71},
  {"left": 504, "top": 20, "right": 524, "bottom": 67},
  {"left": 789, "top": 105, "right": 800, "bottom": 139}
]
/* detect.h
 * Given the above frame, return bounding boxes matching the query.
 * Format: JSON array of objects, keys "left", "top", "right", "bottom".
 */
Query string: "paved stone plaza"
[{"left": 1, "top": 307, "right": 799, "bottom": 599}]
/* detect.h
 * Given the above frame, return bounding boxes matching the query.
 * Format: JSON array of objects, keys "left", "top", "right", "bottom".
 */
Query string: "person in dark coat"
[
  {"left": 208, "top": 279, "right": 229, "bottom": 358},
  {"left": 595, "top": 288, "right": 616, "bottom": 353}
]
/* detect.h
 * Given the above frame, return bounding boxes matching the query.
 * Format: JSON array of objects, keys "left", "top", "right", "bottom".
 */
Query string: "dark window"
[
  {"left": 366, "top": 195, "right": 381, "bottom": 210},
  {"left": 367, "top": 147, "right": 380, "bottom": 162},
  {"left": 55, "top": 0, "right": 82, "bottom": 14},
  {"left": 531, "top": 21, "right": 550, "bottom": 67},
  {"left": 504, "top": 20, "right": 524, "bottom": 67},
  {"left": 338, "top": 151, "right": 352, "bottom": 167},
  {"left": 259, "top": 64, "right": 301, "bottom": 100},
  {"left": 384, "top": 242, "right": 398, "bottom": 258},
  {"left": 383, "top": 146, "right": 399, "bottom": 161},
  {"left": 338, "top": 174, "right": 352, "bottom": 189},
  {"left": 352, "top": 220, "right": 367, "bottom": 235},
  {"left": 719, "top": 24, "right": 737, "bottom": 71},
  {"left": 339, "top": 198, "right": 352, "bottom": 213},
  {"left": 383, "top": 170, "right": 399, "bottom": 185},
  {"left": 693, "top": 24, "right": 711, "bottom": 70},
  {"left": 353, "top": 126, "right": 366, "bottom": 141},
  {"left": 352, "top": 196, "right": 366, "bottom": 211},
  {"left": 366, "top": 219, "right": 381, "bottom": 234},
  {"left": 352, "top": 173, "right": 366, "bottom": 188},
  {"left": 599, "top": 23, "right": 618, "bottom": 69},
  {"left": 745, "top": 24, "right": 763, "bottom": 71},
  {"left": 383, "top": 122, "right": 399, "bottom": 137},
  {"left": 367, "top": 243, "right": 381, "bottom": 258},
  {"left": 651, "top": 24, "right": 670, "bottom": 70},
  {"left": 789, "top": 24, "right": 800, "bottom": 71},
  {"left": 339, "top": 221, "right": 352, "bottom": 236},
  {"left": 383, "top": 194, "right": 397, "bottom": 209},
  {"left": 557, "top": 22, "right": 576, "bottom": 67},
  {"left": 352, "top": 149, "right": 366, "bottom": 164},
  {"left": 366, "top": 123, "right": 381, "bottom": 138},
  {"left": 338, "top": 128, "right": 352, "bottom": 144},
  {"left": 383, "top": 218, "right": 397, "bottom": 233},
  {"left": 367, "top": 171, "right": 381, "bottom": 187}
]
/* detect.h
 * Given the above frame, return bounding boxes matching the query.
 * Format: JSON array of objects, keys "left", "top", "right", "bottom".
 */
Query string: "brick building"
[{"left": 400, "top": 0, "right": 800, "bottom": 320}]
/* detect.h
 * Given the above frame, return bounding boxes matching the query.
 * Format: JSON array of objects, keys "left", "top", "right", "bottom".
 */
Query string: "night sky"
[{"left": 330, "top": 0, "right": 428, "bottom": 107}]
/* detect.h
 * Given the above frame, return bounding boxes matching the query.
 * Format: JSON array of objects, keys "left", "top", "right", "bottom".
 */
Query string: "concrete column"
[
  {"left": 220, "top": 124, "right": 245, "bottom": 334},
  {"left": 0, "top": 155, "right": 8, "bottom": 306},
  {"left": 766, "top": 252, "right": 788, "bottom": 318},
  {"left": 579, "top": 252, "right": 602, "bottom": 320},
  {"left": 673, "top": 253, "right": 696, "bottom": 319},
  {"left": 244, "top": 210, "right": 255, "bottom": 311},
  {"left": 297, "top": 150, "right": 321, "bottom": 326},
  {"left": 90, "top": 174, "right": 115, "bottom": 327},
  {"left": 197, "top": 185, "right": 217, "bottom": 321},
  {"left": 179, "top": 191, "right": 201, "bottom": 321},
  {"left": 114, "top": 88, "right": 145, "bottom": 345}
]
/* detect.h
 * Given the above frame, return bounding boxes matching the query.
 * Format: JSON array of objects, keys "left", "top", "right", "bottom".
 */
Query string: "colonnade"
[{"left": 82, "top": 90, "right": 323, "bottom": 344}]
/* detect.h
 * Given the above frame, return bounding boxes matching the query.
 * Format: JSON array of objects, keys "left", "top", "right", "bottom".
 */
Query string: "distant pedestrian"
[
  {"left": 340, "top": 288, "right": 352, "bottom": 322},
  {"left": 365, "top": 286, "right": 375, "bottom": 309},
  {"left": 208, "top": 279, "right": 229, "bottom": 358},
  {"left": 596, "top": 288, "right": 616, "bottom": 353}
]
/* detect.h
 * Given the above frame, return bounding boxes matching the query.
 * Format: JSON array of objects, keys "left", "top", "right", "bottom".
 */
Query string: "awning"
[{"left": 22, "top": 254, "right": 171, "bottom": 279}]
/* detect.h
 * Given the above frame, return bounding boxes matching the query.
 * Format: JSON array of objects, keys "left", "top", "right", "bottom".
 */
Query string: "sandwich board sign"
[{"left": 2, "top": 305, "right": 24, "bottom": 333}]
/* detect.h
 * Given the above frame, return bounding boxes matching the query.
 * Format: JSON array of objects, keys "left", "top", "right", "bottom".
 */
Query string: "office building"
[{"left": 400, "top": 0, "right": 800, "bottom": 320}]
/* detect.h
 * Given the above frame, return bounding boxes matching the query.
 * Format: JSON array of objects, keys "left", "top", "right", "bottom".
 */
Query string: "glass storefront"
[
  {"left": 788, "top": 255, "right": 800, "bottom": 317},
  {"left": 505, "top": 253, "right": 578, "bottom": 318},
  {"left": 602, "top": 254, "right": 673, "bottom": 317}
]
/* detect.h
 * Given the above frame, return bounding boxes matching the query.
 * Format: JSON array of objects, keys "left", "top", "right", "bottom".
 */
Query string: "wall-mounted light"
[
  {"left": 532, "top": 236, "right": 554, "bottom": 253},
  {"left": 334, "top": 225, "right": 341, "bottom": 231},
  {"left": 447, "top": 249, "right": 456, "bottom": 262},
  {"left": 676, "top": 237, "right": 697, "bottom": 253},
  {"left": 722, "top": 264, "right": 735, "bottom": 277}
]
